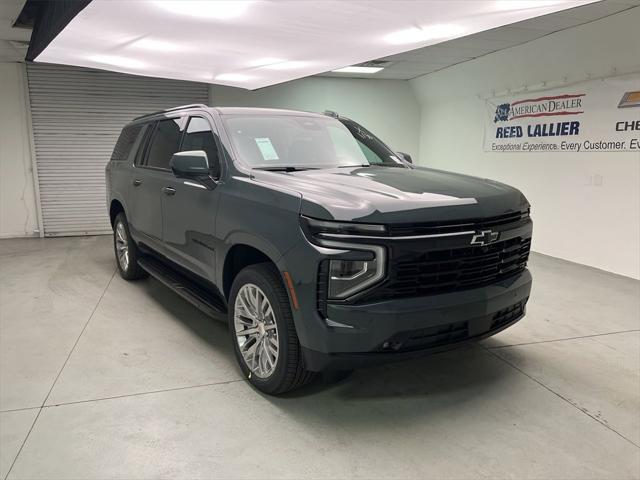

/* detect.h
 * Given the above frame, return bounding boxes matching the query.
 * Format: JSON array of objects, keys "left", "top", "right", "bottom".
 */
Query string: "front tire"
[
  {"left": 229, "top": 263, "right": 315, "bottom": 395},
  {"left": 113, "top": 212, "right": 148, "bottom": 281}
]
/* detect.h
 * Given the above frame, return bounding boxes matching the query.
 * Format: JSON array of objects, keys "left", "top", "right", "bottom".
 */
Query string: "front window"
[
  {"left": 221, "top": 115, "right": 403, "bottom": 170},
  {"left": 182, "top": 117, "right": 221, "bottom": 178},
  {"left": 145, "top": 118, "right": 183, "bottom": 170}
]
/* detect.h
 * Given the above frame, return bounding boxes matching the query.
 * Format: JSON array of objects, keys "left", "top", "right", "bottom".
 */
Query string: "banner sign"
[{"left": 484, "top": 74, "right": 640, "bottom": 153}]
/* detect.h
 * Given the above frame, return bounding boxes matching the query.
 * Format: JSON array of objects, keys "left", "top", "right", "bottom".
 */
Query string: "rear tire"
[
  {"left": 229, "top": 263, "right": 315, "bottom": 395},
  {"left": 113, "top": 212, "right": 148, "bottom": 281}
]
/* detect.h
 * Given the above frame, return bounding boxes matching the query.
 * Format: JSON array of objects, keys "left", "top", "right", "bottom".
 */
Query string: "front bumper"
[{"left": 301, "top": 269, "right": 532, "bottom": 371}]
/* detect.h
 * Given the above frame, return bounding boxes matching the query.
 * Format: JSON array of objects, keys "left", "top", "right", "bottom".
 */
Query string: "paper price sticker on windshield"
[{"left": 255, "top": 137, "right": 279, "bottom": 161}]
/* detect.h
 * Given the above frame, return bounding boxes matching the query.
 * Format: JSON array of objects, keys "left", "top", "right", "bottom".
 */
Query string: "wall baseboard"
[{"left": 0, "top": 231, "right": 39, "bottom": 239}]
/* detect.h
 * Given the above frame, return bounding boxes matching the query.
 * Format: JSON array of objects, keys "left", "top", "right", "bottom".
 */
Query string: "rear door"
[
  {"left": 162, "top": 114, "right": 223, "bottom": 283},
  {"left": 107, "top": 123, "right": 147, "bottom": 215},
  {"left": 127, "top": 117, "right": 184, "bottom": 252}
]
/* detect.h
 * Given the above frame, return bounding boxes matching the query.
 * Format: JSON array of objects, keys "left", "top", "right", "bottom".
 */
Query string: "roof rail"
[{"left": 133, "top": 104, "right": 208, "bottom": 121}]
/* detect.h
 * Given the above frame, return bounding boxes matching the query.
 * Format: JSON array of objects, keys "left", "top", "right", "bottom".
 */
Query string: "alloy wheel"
[
  {"left": 115, "top": 221, "right": 129, "bottom": 272},
  {"left": 234, "top": 283, "right": 279, "bottom": 378}
]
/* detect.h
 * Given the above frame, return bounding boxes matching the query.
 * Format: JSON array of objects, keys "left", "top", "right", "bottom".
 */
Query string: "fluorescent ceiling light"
[
  {"left": 332, "top": 66, "right": 384, "bottom": 74},
  {"left": 33, "top": 0, "right": 598, "bottom": 90},
  {"left": 88, "top": 55, "right": 147, "bottom": 69},
  {"left": 384, "top": 24, "right": 467, "bottom": 45},
  {"left": 153, "top": 1, "right": 252, "bottom": 20}
]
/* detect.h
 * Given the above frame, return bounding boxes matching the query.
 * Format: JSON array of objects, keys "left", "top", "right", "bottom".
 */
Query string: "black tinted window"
[
  {"left": 111, "top": 125, "right": 142, "bottom": 162},
  {"left": 146, "top": 119, "right": 183, "bottom": 169},
  {"left": 133, "top": 124, "right": 151, "bottom": 166},
  {"left": 181, "top": 117, "right": 220, "bottom": 178}
]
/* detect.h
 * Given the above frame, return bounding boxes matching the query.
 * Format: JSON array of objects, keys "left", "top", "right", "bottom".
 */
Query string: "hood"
[{"left": 251, "top": 166, "right": 529, "bottom": 224}]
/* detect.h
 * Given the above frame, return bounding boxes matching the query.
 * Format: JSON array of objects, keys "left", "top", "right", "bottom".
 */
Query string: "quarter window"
[
  {"left": 181, "top": 117, "right": 221, "bottom": 178},
  {"left": 111, "top": 124, "right": 143, "bottom": 162},
  {"left": 145, "top": 118, "right": 183, "bottom": 170}
]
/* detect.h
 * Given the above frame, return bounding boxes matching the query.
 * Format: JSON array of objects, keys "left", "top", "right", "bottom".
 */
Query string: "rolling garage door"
[{"left": 26, "top": 63, "right": 209, "bottom": 236}]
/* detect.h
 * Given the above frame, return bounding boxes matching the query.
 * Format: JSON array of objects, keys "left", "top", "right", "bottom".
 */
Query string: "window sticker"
[{"left": 254, "top": 137, "right": 279, "bottom": 161}]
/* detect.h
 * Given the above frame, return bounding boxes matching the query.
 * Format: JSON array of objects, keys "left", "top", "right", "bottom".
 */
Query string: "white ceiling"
[
  {"left": 0, "top": 0, "right": 30, "bottom": 62},
  {"left": 1, "top": 0, "right": 637, "bottom": 85},
  {"left": 322, "top": 0, "right": 640, "bottom": 80},
  {"left": 32, "top": 0, "right": 598, "bottom": 89}
]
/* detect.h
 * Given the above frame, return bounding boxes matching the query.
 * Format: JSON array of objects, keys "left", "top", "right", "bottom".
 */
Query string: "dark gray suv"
[{"left": 106, "top": 104, "right": 533, "bottom": 394}]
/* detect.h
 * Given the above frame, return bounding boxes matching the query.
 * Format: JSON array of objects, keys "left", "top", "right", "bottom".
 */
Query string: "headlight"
[
  {"left": 301, "top": 216, "right": 387, "bottom": 300},
  {"left": 301, "top": 215, "right": 387, "bottom": 239},
  {"left": 329, "top": 257, "right": 381, "bottom": 299}
]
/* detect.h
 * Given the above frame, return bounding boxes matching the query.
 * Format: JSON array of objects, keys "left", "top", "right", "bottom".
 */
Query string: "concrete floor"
[{"left": 0, "top": 235, "right": 638, "bottom": 480}]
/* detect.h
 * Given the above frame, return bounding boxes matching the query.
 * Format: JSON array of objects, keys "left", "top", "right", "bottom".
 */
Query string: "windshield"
[{"left": 221, "top": 114, "right": 404, "bottom": 169}]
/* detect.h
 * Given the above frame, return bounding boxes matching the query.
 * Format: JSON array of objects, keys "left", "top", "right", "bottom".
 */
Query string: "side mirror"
[
  {"left": 397, "top": 151, "right": 413, "bottom": 164},
  {"left": 170, "top": 150, "right": 209, "bottom": 177}
]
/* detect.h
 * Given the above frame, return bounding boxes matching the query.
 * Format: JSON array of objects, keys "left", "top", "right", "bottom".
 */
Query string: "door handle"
[
  {"left": 163, "top": 186, "right": 176, "bottom": 196},
  {"left": 132, "top": 179, "right": 143, "bottom": 187}
]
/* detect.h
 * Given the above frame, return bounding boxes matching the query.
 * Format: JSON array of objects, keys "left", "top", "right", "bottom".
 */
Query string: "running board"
[{"left": 138, "top": 256, "right": 227, "bottom": 321}]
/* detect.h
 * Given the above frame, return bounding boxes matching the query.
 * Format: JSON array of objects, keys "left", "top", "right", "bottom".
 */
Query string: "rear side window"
[
  {"left": 110, "top": 125, "right": 143, "bottom": 162},
  {"left": 145, "top": 118, "right": 183, "bottom": 169},
  {"left": 181, "top": 117, "right": 221, "bottom": 178}
]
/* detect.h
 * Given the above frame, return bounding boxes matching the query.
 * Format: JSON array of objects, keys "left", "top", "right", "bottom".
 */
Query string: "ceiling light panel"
[
  {"left": 332, "top": 66, "right": 384, "bottom": 74},
  {"left": 35, "top": 0, "right": 597, "bottom": 90}
]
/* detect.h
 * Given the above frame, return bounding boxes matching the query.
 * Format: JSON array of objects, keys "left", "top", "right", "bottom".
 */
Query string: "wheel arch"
[
  {"left": 109, "top": 199, "right": 125, "bottom": 227},
  {"left": 222, "top": 243, "right": 281, "bottom": 300}
]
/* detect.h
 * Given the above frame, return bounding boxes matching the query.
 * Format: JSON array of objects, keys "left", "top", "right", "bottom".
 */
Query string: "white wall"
[
  {"left": 410, "top": 8, "right": 640, "bottom": 279},
  {"left": 211, "top": 77, "right": 420, "bottom": 160},
  {"left": 0, "top": 63, "right": 39, "bottom": 238}
]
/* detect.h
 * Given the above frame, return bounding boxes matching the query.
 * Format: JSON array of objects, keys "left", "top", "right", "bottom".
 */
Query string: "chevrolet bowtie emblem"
[{"left": 471, "top": 230, "right": 500, "bottom": 246}]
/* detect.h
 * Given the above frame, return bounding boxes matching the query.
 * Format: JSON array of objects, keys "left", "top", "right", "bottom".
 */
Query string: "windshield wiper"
[
  {"left": 339, "top": 163, "right": 408, "bottom": 168},
  {"left": 253, "top": 166, "right": 319, "bottom": 172}
]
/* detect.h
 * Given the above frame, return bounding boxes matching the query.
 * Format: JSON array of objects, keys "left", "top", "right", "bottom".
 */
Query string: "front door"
[{"left": 162, "top": 115, "right": 222, "bottom": 283}]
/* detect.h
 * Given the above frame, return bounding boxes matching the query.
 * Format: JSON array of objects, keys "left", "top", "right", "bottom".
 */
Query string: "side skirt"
[{"left": 138, "top": 255, "right": 228, "bottom": 321}]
